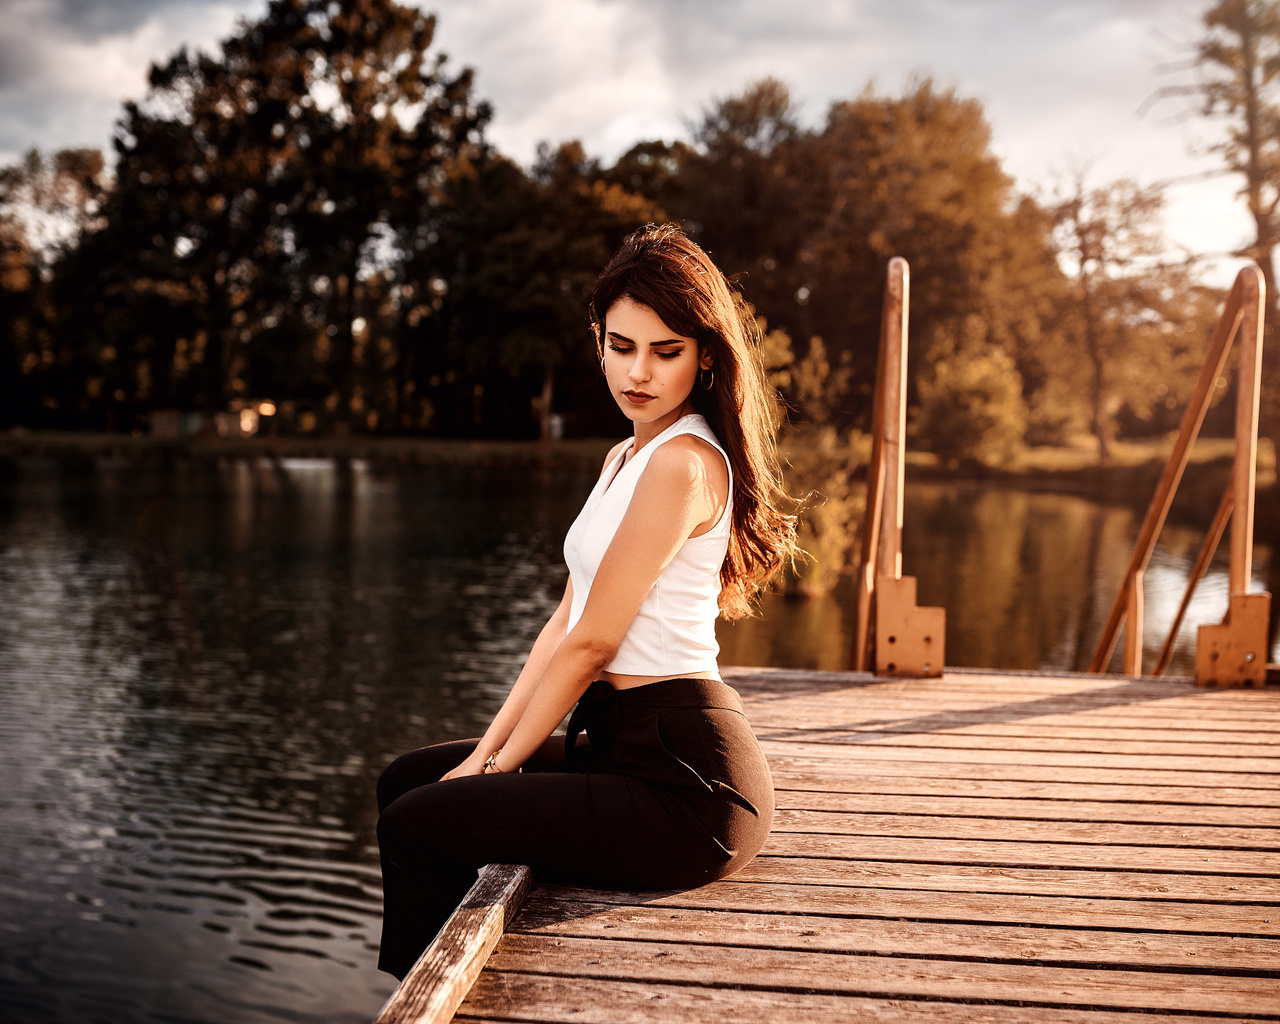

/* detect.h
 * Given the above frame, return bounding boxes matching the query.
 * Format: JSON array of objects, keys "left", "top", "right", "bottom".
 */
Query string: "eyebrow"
[{"left": 607, "top": 331, "right": 686, "bottom": 346}]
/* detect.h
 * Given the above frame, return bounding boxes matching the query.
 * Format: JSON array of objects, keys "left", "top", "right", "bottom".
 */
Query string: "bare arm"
[
  {"left": 441, "top": 575, "right": 574, "bottom": 779},
  {"left": 441, "top": 439, "right": 633, "bottom": 781},
  {"left": 481, "top": 437, "right": 723, "bottom": 773}
]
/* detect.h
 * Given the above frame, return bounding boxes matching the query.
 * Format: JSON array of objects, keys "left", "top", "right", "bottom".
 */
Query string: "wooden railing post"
[
  {"left": 1197, "top": 266, "right": 1271, "bottom": 687},
  {"left": 1090, "top": 264, "right": 1271, "bottom": 687},
  {"left": 853, "top": 257, "right": 945, "bottom": 677}
]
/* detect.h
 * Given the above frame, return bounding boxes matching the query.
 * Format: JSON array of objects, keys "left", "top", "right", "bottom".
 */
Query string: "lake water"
[{"left": 1, "top": 455, "right": 1274, "bottom": 1023}]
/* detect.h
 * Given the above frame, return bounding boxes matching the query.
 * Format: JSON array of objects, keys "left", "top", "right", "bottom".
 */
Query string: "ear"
[{"left": 699, "top": 348, "right": 715, "bottom": 371}]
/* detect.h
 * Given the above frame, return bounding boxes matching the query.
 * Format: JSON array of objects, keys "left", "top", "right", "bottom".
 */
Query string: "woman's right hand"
[{"left": 440, "top": 750, "right": 487, "bottom": 781}]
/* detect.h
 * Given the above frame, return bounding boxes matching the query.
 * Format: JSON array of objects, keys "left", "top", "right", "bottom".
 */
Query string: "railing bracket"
[
  {"left": 874, "top": 574, "right": 946, "bottom": 676},
  {"left": 1197, "top": 593, "right": 1271, "bottom": 688}
]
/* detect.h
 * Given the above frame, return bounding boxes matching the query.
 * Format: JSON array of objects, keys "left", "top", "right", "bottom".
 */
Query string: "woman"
[{"left": 375, "top": 223, "right": 798, "bottom": 980}]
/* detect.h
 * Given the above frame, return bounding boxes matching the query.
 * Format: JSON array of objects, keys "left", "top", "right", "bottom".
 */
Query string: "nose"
[{"left": 628, "top": 351, "right": 651, "bottom": 384}]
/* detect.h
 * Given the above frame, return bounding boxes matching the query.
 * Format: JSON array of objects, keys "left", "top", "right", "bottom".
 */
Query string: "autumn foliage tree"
[
  {"left": 0, "top": 42, "right": 1212, "bottom": 456},
  {"left": 1149, "top": 0, "right": 1280, "bottom": 425},
  {"left": 78, "top": 0, "right": 488, "bottom": 428},
  {"left": 0, "top": 148, "right": 106, "bottom": 427}
]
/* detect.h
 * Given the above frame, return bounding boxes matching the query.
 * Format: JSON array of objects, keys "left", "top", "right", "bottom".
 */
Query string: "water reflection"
[
  {"left": 0, "top": 459, "right": 1275, "bottom": 1023},
  {"left": 0, "top": 457, "right": 588, "bottom": 1024},
  {"left": 720, "top": 481, "right": 1277, "bottom": 674}
]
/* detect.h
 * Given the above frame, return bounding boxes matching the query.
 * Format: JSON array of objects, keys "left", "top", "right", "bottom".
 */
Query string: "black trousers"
[{"left": 375, "top": 677, "right": 774, "bottom": 979}]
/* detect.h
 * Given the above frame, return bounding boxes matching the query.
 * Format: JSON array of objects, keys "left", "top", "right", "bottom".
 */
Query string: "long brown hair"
[{"left": 589, "top": 223, "right": 798, "bottom": 619}]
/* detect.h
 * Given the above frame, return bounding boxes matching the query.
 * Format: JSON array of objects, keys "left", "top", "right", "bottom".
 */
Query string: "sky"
[{"left": 0, "top": 0, "right": 1253, "bottom": 283}]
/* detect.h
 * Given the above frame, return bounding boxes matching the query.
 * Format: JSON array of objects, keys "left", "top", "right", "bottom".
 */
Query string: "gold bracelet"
[{"left": 481, "top": 750, "right": 502, "bottom": 774}]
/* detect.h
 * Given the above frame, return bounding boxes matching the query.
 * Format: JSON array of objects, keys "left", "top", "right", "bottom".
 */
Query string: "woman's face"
[{"left": 602, "top": 296, "right": 713, "bottom": 432}]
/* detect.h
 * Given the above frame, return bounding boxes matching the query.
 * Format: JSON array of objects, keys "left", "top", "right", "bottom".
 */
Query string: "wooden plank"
[
  {"left": 770, "top": 809, "right": 1280, "bottom": 849},
  {"left": 772, "top": 788, "right": 1280, "bottom": 825},
  {"left": 769, "top": 771, "right": 1280, "bottom": 806},
  {"left": 511, "top": 896, "right": 1280, "bottom": 971},
  {"left": 737, "top": 686, "right": 1280, "bottom": 715},
  {"left": 725, "top": 667, "right": 1277, "bottom": 699},
  {"left": 725, "top": 667, "right": 1193, "bottom": 691},
  {"left": 737, "top": 686, "right": 1280, "bottom": 706},
  {"left": 532, "top": 881, "right": 1280, "bottom": 936},
  {"left": 764, "top": 754, "right": 1280, "bottom": 790},
  {"left": 756, "top": 739, "right": 1280, "bottom": 774},
  {"left": 373, "top": 863, "right": 532, "bottom": 1024},
  {"left": 735, "top": 683, "right": 1280, "bottom": 715},
  {"left": 736, "top": 681, "right": 1280, "bottom": 707},
  {"left": 756, "top": 729, "right": 1280, "bottom": 758},
  {"left": 759, "top": 831, "right": 1280, "bottom": 873},
  {"left": 745, "top": 709, "right": 1280, "bottom": 739},
  {"left": 736, "top": 856, "right": 1280, "bottom": 900},
  {"left": 757, "top": 719, "right": 1280, "bottom": 742},
  {"left": 482, "top": 934, "right": 1280, "bottom": 1015},
  {"left": 457, "top": 973, "right": 1240, "bottom": 1024},
  {"left": 736, "top": 678, "right": 1280, "bottom": 701}
]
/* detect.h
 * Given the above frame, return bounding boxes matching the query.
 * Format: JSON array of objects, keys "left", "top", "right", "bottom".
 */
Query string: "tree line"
[{"left": 0, "top": 0, "right": 1276, "bottom": 460}]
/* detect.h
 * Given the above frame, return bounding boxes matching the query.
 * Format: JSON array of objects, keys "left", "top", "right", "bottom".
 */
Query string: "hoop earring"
[
  {"left": 600, "top": 356, "right": 606, "bottom": 374},
  {"left": 699, "top": 367, "right": 714, "bottom": 390}
]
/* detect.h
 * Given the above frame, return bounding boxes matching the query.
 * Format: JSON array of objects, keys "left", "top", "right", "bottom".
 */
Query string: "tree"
[
  {"left": 1148, "top": 0, "right": 1280, "bottom": 425},
  {"left": 1196, "top": 0, "right": 1280, "bottom": 337},
  {"left": 803, "top": 80, "right": 1027, "bottom": 404},
  {"left": 1047, "top": 174, "right": 1178, "bottom": 459},
  {"left": 412, "top": 142, "right": 656, "bottom": 438},
  {"left": 97, "top": 0, "right": 487, "bottom": 427},
  {"left": 913, "top": 317, "right": 1028, "bottom": 467},
  {"left": 0, "top": 148, "right": 106, "bottom": 427},
  {"left": 644, "top": 80, "right": 815, "bottom": 364},
  {"left": 765, "top": 330, "right": 864, "bottom": 595}
]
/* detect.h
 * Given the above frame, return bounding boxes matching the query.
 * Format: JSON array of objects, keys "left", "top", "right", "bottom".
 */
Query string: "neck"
[{"left": 631, "top": 401, "right": 695, "bottom": 455}]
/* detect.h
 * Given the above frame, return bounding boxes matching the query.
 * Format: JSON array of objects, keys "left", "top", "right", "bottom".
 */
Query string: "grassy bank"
[
  {"left": 0, "top": 429, "right": 618, "bottom": 470},
  {"left": 906, "top": 434, "right": 1279, "bottom": 525}
]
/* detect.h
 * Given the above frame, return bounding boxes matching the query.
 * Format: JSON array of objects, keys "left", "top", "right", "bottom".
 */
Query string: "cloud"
[
  {"left": 424, "top": 0, "right": 1247, "bottom": 275},
  {"left": 0, "top": 0, "right": 1256, "bottom": 277},
  {"left": 32, "top": 0, "right": 199, "bottom": 39},
  {"left": 0, "top": 0, "right": 258, "bottom": 162}
]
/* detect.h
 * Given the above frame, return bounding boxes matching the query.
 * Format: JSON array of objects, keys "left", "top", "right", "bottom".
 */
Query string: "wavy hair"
[{"left": 589, "top": 223, "right": 798, "bottom": 619}]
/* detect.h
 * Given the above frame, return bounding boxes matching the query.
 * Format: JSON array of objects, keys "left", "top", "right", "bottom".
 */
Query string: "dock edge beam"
[{"left": 374, "top": 862, "right": 533, "bottom": 1024}]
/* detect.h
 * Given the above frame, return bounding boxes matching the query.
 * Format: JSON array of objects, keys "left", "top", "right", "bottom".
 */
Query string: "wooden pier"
[{"left": 425, "top": 666, "right": 1279, "bottom": 1023}]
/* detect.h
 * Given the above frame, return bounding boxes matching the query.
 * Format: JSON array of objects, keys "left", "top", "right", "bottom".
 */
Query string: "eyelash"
[{"left": 608, "top": 342, "right": 682, "bottom": 360}]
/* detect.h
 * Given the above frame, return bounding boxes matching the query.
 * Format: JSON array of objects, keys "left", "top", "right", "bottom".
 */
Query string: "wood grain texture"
[
  {"left": 373, "top": 863, "right": 532, "bottom": 1024},
  {"left": 529, "top": 880, "right": 1280, "bottom": 935},
  {"left": 735, "top": 855, "right": 1280, "bottom": 899},
  {"left": 755, "top": 738, "right": 1280, "bottom": 773},
  {"left": 771, "top": 788, "right": 1280, "bottom": 824},
  {"left": 510, "top": 897, "right": 1279, "bottom": 970},
  {"left": 764, "top": 754, "right": 1280, "bottom": 789},
  {"left": 482, "top": 934, "right": 1280, "bottom": 1014},
  {"left": 757, "top": 830, "right": 1280, "bottom": 874},
  {"left": 457, "top": 973, "right": 1242, "bottom": 1024},
  {"left": 405, "top": 668, "right": 1280, "bottom": 1023}
]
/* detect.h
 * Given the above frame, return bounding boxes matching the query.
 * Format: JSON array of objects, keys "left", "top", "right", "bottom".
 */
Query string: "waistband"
[
  {"left": 565, "top": 677, "right": 744, "bottom": 757},
  {"left": 583, "top": 677, "right": 744, "bottom": 715}
]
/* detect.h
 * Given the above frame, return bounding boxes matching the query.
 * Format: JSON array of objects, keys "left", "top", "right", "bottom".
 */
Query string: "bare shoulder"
[{"left": 643, "top": 434, "right": 729, "bottom": 498}]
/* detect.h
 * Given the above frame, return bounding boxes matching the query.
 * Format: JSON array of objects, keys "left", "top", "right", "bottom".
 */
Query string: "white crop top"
[{"left": 562, "top": 413, "right": 732, "bottom": 676}]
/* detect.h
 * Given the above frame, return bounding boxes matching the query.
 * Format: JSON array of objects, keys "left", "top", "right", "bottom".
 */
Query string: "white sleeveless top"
[{"left": 563, "top": 413, "right": 732, "bottom": 676}]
